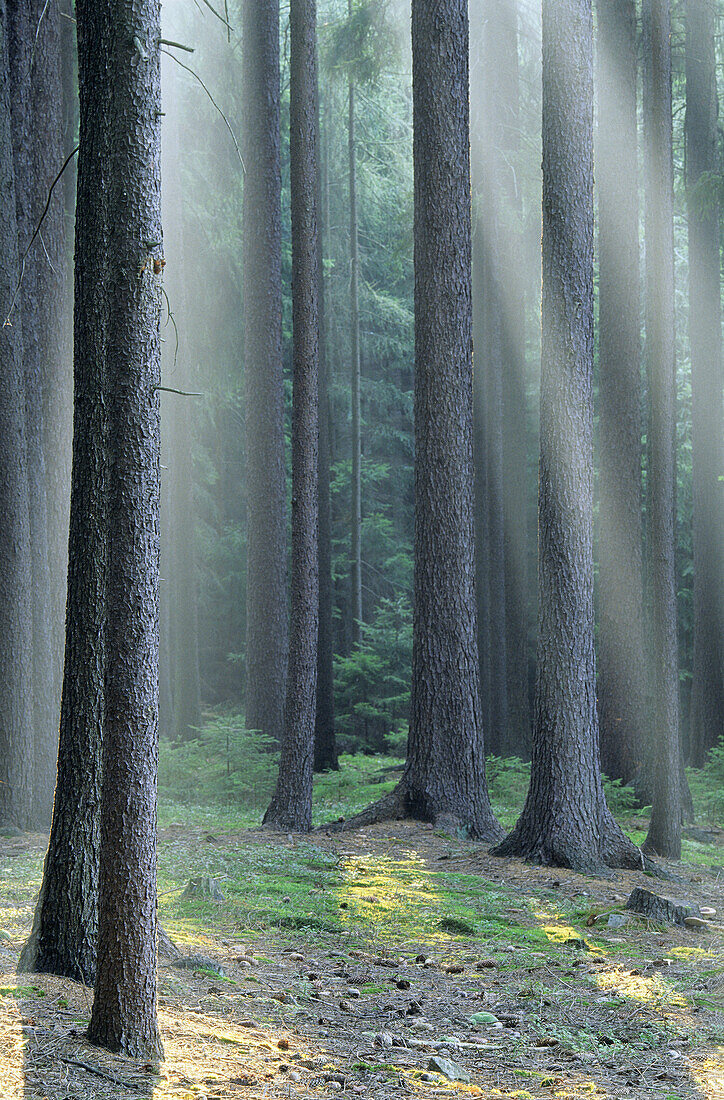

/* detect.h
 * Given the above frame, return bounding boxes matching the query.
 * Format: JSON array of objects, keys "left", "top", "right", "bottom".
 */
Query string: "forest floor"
[{"left": 1, "top": 780, "right": 723, "bottom": 1100}]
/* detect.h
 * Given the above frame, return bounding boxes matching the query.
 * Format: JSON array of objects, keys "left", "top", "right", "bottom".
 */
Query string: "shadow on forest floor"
[{"left": 0, "top": 817, "right": 723, "bottom": 1098}]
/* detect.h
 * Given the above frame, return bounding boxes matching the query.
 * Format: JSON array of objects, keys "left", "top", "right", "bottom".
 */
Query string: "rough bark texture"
[
  {"left": 87, "top": 0, "right": 163, "bottom": 1058},
  {"left": 641, "top": 0, "right": 681, "bottom": 859},
  {"left": 33, "top": 0, "right": 69, "bottom": 822},
  {"left": 401, "top": 0, "right": 501, "bottom": 841},
  {"left": 349, "top": 65, "right": 363, "bottom": 649},
  {"left": 7, "top": 0, "right": 58, "bottom": 829},
  {"left": 595, "top": 0, "right": 648, "bottom": 791},
  {"left": 492, "top": 0, "right": 641, "bottom": 873},
  {"left": 18, "top": 0, "right": 110, "bottom": 983},
  {"left": 686, "top": 0, "right": 724, "bottom": 768},
  {"left": 242, "top": 0, "right": 288, "bottom": 748},
  {"left": 263, "top": 0, "right": 319, "bottom": 832},
  {"left": 0, "top": 0, "right": 34, "bottom": 832},
  {"left": 315, "top": 84, "right": 338, "bottom": 772}
]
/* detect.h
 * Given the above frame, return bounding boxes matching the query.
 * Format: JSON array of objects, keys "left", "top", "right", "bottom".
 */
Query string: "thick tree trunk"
[
  {"left": 641, "top": 0, "right": 681, "bottom": 859},
  {"left": 87, "top": 0, "right": 163, "bottom": 1058},
  {"left": 315, "top": 84, "right": 338, "bottom": 772},
  {"left": 401, "top": 0, "right": 501, "bottom": 841},
  {"left": 18, "top": 0, "right": 110, "bottom": 982},
  {"left": 595, "top": 0, "right": 648, "bottom": 791},
  {"left": 349, "top": 70, "right": 363, "bottom": 648},
  {"left": 263, "top": 0, "right": 319, "bottom": 832},
  {"left": 0, "top": 0, "right": 34, "bottom": 832},
  {"left": 492, "top": 0, "right": 641, "bottom": 874},
  {"left": 7, "top": 0, "right": 58, "bottom": 829},
  {"left": 242, "top": 0, "right": 288, "bottom": 748},
  {"left": 686, "top": 0, "right": 724, "bottom": 768}
]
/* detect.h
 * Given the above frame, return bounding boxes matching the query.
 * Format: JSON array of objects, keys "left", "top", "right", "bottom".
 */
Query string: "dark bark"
[
  {"left": 315, "top": 83, "right": 338, "bottom": 772},
  {"left": 87, "top": 0, "right": 163, "bottom": 1058},
  {"left": 7, "top": 0, "right": 58, "bottom": 829},
  {"left": 18, "top": 0, "right": 110, "bottom": 983},
  {"left": 492, "top": 0, "right": 642, "bottom": 873},
  {"left": 595, "top": 0, "right": 648, "bottom": 790},
  {"left": 641, "top": 0, "right": 681, "bottom": 859},
  {"left": 401, "top": 0, "right": 501, "bottom": 840},
  {"left": 349, "top": 61, "right": 363, "bottom": 648},
  {"left": 242, "top": 0, "right": 288, "bottom": 748},
  {"left": 686, "top": 0, "right": 724, "bottom": 767},
  {"left": 263, "top": 0, "right": 319, "bottom": 832},
  {"left": 0, "top": 0, "right": 34, "bottom": 832}
]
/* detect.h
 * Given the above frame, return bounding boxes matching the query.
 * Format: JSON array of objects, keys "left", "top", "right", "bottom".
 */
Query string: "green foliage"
[
  {"left": 334, "top": 596, "right": 411, "bottom": 753},
  {"left": 158, "top": 716, "right": 277, "bottom": 811},
  {"left": 324, "top": 0, "right": 398, "bottom": 84},
  {"left": 687, "top": 737, "right": 724, "bottom": 824}
]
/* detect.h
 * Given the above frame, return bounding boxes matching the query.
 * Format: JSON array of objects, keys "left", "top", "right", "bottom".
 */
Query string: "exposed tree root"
[{"left": 318, "top": 784, "right": 503, "bottom": 843}]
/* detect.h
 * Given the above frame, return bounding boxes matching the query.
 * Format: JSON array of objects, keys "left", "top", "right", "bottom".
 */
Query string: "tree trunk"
[
  {"left": 349, "top": 67, "right": 363, "bottom": 648},
  {"left": 595, "top": 0, "right": 648, "bottom": 792},
  {"left": 492, "top": 0, "right": 642, "bottom": 874},
  {"left": 242, "top": 0, "right": 288, "bottom": 748},
  {"left": 315, "top": 82, "right": 338, "bottom": 772},
  {"left": 18, "top": 0, "right": 110, "bottom": 983},
  {"left": 7, "top": 0, "right": 58, "bottom": 829},
  {"left": 0, "top": 0, "right": 34, "bottom": 832},
  {"left": 402, "top": 0, "right": 501, "bottom": 841},
  {"left": 87, "top": 0, "right": 163, "bottom": 1058},
  {"left": 641, "top": 0, "right": 681, "bottom": 859},
  {"left": 686, "top": 0, "right": 724, "bottom": 768},
  {"left": 263, "top": 0, "right": 319, "bottom": 833}
]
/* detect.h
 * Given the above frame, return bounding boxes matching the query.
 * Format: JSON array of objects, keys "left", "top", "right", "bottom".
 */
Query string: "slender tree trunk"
[
  {"left": 315, "top": 81, "right": 338, "bottom": 772},
  {"left": 349, "top": 65, "right": 363, "bottom": 648},
  {"left": 492, "top": 0, "right": 642, "bottom": 873},
  {"left": 596, "top": 0, "right": 648, "bottom": 791},
  {"left": 18, "top": 0, "right": 110, "bottom": 983},
  {"left": 242, "top": 0, "right": 288, "bottom": 747},
  {"left": 686, "top": 0, "right": 724, "bottom": 768},
  {"left": 87, "top": 0, "right": 163, "bottom": 1057},
  {"left": 401, "top": 0, "right": 501, "bottom": 840},
  {"left": 35, "top": 0, "right": 70, "bottom": 797},
  {"left": 641, "top": 0, "right": 681, "bottom": 859},
  {"left": 0, "top": 0, "right": 34, "bottom": 832},
  {"left": 263, "top": 0, "right": 319, "bottom": 832},
  {"left": 497, "top": 0, "right": 530, "bottom": 759},
  {"left": 7, "top": 0, "right": 58, "bottom": 829}
]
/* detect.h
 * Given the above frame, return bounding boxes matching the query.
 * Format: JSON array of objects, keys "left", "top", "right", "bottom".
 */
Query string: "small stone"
[
  {"left": 684, "top": 916, "right": 711, "bottom": 930},
  {"left": 283, "top": 896, "right": 292, "bottom": 904},
  {"left": 396, "top": 979, "right": 411, "bottom": 990},
  {"left": 374, "top": 1031, "right": 394, "bottom": 1047},
  {"left": 288, "top": 1070, "right": 301, "bottom": 1082},
  {"left": 289, "top": 952, "right": 305, "bottom": 961},
  {"left": 700, "top": 907, "right": 717, "bottom": 919},
  {"left": 607, "top": 913, "right": 627, "bottom": 929},
  {"left": 278, "top": 1038, "right": 290, "bottom": 1050},
  {"left": 427, "top": 1056, "right": 470, "bottom": 1083}
]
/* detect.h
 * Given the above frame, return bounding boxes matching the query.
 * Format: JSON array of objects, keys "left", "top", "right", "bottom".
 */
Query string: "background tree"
[
  {"left": 242, "top": 0, "right": 288, "bottom": 748},
  {"left": 492, "top": 0, "right": 642, "bottom": 873},
  {"left": 595, "top": 0, "right": 648, "bottom": 793},
  {"left": 0, "top": 0, "right": 34, "bottom": 833},
  {"left": 263, "top": 0, "right": 320, "bottom": 832},
  {"left": 685, "top": 0, "right": 724, "bottom": 768},
  {"left": 641, "top": 0, "right": 681, "bottom": 859}
]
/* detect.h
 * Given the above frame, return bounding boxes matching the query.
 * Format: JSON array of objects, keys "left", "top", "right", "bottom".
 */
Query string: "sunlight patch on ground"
[
  {"left": 532, "top": 907, "right": 602, "bottom": 955},
  {"left": 0, "top": 994, "right": 26, "bottom": 1099},
  {"left": 691, "top": 1047, "right": 724, "bottom": 1100},
  {"left": 593, "top": 966, "right": 687, "bottom": 1008},
  {"left": 338, "top": 852, "right": 443, "bottom": 941}
]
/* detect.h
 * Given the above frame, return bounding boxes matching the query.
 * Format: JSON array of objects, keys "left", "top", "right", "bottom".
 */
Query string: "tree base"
[
  {"left": 492, "top": 809, "right": 645, "bottom": 876},
  {"left": 319, "top": 782, "right": 504, "bottom": 843}
]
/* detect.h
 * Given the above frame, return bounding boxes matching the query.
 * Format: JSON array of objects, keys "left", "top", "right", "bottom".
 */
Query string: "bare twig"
[
  {"left": 160, "top": 38, "right": 194, "bottom": 53},
  {"left": 161, "top": 286, "right": 179, "bottom": 370},
  {"left": 56, "top": 1057, "right": 144, "bottom": 1091},
  {"left": 4, "top": 145, "right": 79, "bottom": 327},
  {"left": 156, "top": 386, "right": 204, "bottom": 397},
  {"left": 161, "top": 50, "right": 244, "bottom": 173},
  {"left": 197, "top": 0, "right": 234, "bottom": 32},
  {"left": 30, "top": 0, "right": 52, "bottom": 68}
]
